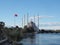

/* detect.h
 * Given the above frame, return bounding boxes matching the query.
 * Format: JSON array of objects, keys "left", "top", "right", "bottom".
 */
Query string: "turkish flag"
[{"left": 14, "top": 14, "right": 18, "bottom": 17}]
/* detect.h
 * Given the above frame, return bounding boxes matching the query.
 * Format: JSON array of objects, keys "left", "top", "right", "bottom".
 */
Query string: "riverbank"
[{"left": 38, "top": 29, "right": 60, "bottom": 33}]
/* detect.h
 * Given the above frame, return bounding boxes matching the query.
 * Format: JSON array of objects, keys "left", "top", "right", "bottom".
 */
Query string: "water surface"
[{"left": 20, "top": 33, "right": 60, "bottom": 45}]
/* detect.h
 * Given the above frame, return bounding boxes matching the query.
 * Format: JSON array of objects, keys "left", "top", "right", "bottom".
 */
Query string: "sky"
[{"left": 0, "top": 0, "right": 60, "bottom": 29}]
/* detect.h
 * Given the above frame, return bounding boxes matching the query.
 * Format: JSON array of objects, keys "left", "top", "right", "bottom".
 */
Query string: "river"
[{"left": 19, "top": 33, "right": 60, "bottom": 45}]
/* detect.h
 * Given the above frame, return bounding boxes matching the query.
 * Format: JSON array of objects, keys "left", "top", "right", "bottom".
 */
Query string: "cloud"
[
  {"left": 37, "top": 22, "right": 60, "bottom": 30},
  {"left": 40, "top": 22, "right": 60, "bottom": 26},
  {"left": 40, "top": 26, "right": 60, "bottom": 30},
  {"left": 29, "top": 16, "right": 54, "bottom": 20},
  {"left": 32, "top": 22, "right": 60, "bottom": 29}
]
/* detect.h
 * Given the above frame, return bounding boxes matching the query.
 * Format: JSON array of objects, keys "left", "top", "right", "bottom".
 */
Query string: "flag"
[{"left": 14, "top": 14, "right": 18, "bottom": 17}]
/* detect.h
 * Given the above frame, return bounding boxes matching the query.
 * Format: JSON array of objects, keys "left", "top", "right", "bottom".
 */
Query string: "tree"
[
  {"left": 0, "top": 22, "right": 5, "bottom": 34},
  {"left": 0, "top": 22, "right": 5, "bottom": 30}
]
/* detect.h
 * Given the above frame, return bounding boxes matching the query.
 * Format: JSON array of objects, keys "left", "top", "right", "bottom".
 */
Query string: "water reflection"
[
  {"left": 21, "top": 33, "right": 60, "bottom": 45},
  {"left": 20, "top": 33, "right": 36, "bottom": 45},
  {"left": 29, "top": 34, "right": 35, "bottom": 45}
]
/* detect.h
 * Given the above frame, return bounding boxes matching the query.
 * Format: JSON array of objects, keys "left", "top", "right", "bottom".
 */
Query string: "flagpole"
[
  {"left": 14, "top": 14, "right": 18, "bottom": 27},
  {"left": 14, "top": 14, "right": 15, "bottom": 27}
]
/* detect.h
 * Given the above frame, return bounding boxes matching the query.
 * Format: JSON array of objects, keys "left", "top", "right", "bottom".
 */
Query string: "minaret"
[
  {"left": 27, "top": 13, "right": 29, "bottom": 24},
  {"left": 34, "top": 15, "right": 35, "bottom": 23},
  {"left": 24, "top": 14, "right": 25, "bottom": 26},
  {"left": 22, "top": 16, "right": 23, "bottom": 27},
  {"left": 38, "top": 13, "right": 39, "bottom": 29}
]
